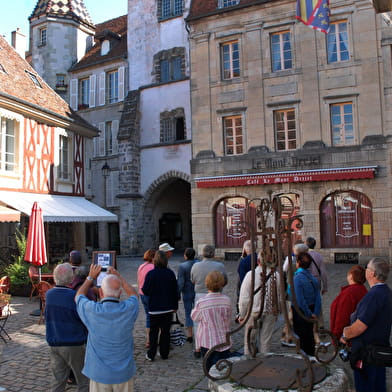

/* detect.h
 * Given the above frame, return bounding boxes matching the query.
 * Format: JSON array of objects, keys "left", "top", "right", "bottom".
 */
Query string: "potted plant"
[{"left": 5, "top": 229, "right": 31, "bottom": 297}]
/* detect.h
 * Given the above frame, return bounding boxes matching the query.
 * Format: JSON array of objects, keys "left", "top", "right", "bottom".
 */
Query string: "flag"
[{"left": 296, "top": 0, "right": 330, "bottom": 34}]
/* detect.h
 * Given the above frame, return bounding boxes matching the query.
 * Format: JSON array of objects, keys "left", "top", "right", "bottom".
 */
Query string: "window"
[
  {"left": 78, "top": 78, "right": 90, "bottom": 109},
  {"left": 274, "top": 109, "right": 296, "bottom": 151},
  {"left": 106, "top": 70, "right": 119, "bottom": 104},
  {"left": 39, "top": 27, "right": 47, "bottom": 46},
  {"left": 218, "top": 0, "right": 240, "bottom": 8},
  {"left": 160, "top": 110, "right": 186, "bottom": 143},
  {"left": 59, "top": 135, "right": 70, "bottom": 180},
  {"left": 25, "top": 71, "right": 42, "bottom": 88},
  {"left": 56, "top": 74, "right": 66, "bottom": 87},
  {"left": 0, "top": 64, "right": 7, "bottom": 74},
  {"left": 160, "top": 0, "right": 183, "bottom": 19},
  {"left": 101, "top": 40, "right": 110, "bottom": 56},
  {"left": 327, "top": 21, "right": 349, "bottom": 63},
  {"left": 223, "top": 115, "right": 243, "bottom": 155},
  {"left": 105, "top": 121, "right": 113, "bottom": 155},
  {"left": 160, "top": 57, "right": 182, "bottom": 82},
  {"left": 271, "top": 31, "right": 292, "bottom": 72},
  {"left": 0, "top": 117, "right": 17, "bottom": 172},
  {"left": 215, "top": 197, "right": 256, "bottom": 248},
  {"left": 320, "top": 191, "right": 373, "bottom": 248},
  {"left": 330, "top": 102, "right": 354, "bottom": 146},
  {"left": 221, "top": 41, "right": 240, "bottom": 80}
]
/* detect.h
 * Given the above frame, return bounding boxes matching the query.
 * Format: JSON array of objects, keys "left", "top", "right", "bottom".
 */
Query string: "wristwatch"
[{"left": 86, "top": 276, "right": 94, "bottom": 281}]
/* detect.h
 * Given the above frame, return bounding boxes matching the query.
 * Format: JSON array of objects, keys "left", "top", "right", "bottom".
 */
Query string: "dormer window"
[
  {"left": 25, "top": 70, "right": 42, "bottom": 88},
  {"left": 101, "top": 40, "right": 110, "bottom": 56},
  {"left": 218, "top": 0, "right": 240, "bottom": 8}
]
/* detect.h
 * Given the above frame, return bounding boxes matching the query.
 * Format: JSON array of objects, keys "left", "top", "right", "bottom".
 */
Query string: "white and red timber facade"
[
  {"left": 187, "top": 0, "right": 392, "bottom": 262},
  {"left": 0, "top": 34, "right": 116, "bottom": 261}
]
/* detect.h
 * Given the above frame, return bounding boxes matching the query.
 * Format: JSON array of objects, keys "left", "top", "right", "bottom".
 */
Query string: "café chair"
[
  {"left": 28, "top": 266, "right": 40, "bottom": 300},
  {"left": 0, "top": 293, "right": 11, "bottom": 343},
  {"left": 0, "top": 276, "right": 10, "bottom": 294},
  {"left": 37, "top": 281, "right": 53, "bottom": 325}
]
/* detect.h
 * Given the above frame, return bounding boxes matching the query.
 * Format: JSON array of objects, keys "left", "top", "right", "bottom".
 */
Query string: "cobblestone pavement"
[{"left": 0, "top": 256, "right": 391, "bottom": 392}]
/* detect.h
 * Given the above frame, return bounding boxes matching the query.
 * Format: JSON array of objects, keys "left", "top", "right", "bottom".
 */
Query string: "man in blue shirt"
[
  {"left": 76, "top": 264, "right": 139, "bottom": 392},
  {"left": 341, "top": 258, "right": 392, "bottom": 392},
  {"left": 45, "top": 263, "right": 89, "bottom": 392}
]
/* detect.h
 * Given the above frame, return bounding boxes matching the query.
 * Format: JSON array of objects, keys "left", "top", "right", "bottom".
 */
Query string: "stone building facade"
[
  {"left": 187, "top": 0, "right": 392, "bottom": 262},
  {"left": 117, "top": 0, "right": 193, "bottom": 254}
]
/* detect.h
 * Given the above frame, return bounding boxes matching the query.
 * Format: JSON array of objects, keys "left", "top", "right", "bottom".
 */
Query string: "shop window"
[
  {"left": 215, "top": 197, "right": 256, "bottom": 248},
  {"left": 320, "top": 191, "right": 373, "bottom": 248}
]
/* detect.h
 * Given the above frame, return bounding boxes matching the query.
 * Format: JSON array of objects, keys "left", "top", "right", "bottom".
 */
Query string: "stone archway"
[{"left": 143, "top": 171, "right": 192, "bottom": 250}]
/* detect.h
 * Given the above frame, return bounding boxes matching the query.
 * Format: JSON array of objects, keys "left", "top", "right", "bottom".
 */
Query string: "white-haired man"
[
  {"left": 45, "top": 263, "right": 89, "bottom": 392},
  {"left": 76, "top": 265, "right": 139, "bottom": 392}
]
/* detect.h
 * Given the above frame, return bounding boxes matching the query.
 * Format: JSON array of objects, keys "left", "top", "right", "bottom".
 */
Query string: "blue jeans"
[
  {"left": 182, "top": 294, "right": 194, "bottom": 327},
  {"left": 140, "top": 295, "right": 150, "bottom": 328},
  {"left": 354, "top": 364, "right": 386, "bottom": 392},
  {"left": 200, "top": 347, "right": 232, "bottom": 371}
]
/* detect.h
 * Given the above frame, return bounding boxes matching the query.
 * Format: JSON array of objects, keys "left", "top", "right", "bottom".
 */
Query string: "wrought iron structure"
[{"left": 202, "top": 193, "right": 338, "bottom": 391}]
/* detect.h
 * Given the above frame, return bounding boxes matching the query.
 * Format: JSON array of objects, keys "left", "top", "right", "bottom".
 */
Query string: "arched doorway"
[{"left": 143, "top": 174, "right": 192, "bottom": 250}]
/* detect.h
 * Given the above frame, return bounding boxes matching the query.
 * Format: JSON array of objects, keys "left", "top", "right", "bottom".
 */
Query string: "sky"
[{"left": 0, "top": 0, "right": 128, "bottom": 50}]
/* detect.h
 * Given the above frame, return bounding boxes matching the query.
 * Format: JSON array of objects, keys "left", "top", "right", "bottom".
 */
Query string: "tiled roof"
[
  {"left": 30, "top": 0, "right": 93, "bottom": 27},
  {"left": 187, "top": 0, "right": 274, "bottom": 21},
  {"left": 0, "top": 35, "right": 95, "bottom": 131},
  {"left": 70, "top": 15, "right": 127, "bottom": 72}
]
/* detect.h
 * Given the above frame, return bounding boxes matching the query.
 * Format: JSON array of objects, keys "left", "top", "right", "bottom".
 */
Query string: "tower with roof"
[{"left": 29, "top": 0, "right": 95, "bottom": 100}]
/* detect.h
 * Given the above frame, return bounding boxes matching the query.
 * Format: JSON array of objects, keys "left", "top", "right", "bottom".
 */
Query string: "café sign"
[{"left": 195, "top": 166, "right": 377, "bottom": 188}]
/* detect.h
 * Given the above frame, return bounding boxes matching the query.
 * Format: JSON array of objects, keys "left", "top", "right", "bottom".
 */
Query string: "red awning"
[{"left": 195, "top": 166, "right": 377, "bottom": 188}]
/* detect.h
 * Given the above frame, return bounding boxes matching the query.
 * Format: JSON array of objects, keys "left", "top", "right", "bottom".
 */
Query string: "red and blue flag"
[{"left": 296, "top": 0, "right": 330, "bottom": 34}]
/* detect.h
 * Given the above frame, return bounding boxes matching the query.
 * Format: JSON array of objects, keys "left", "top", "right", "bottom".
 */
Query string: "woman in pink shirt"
[
  {"left": 191, "top": 271, "right": 232, "bottom": 371},
  {"left": 137, "top": 249, "right": 156, "bottom": 347}
]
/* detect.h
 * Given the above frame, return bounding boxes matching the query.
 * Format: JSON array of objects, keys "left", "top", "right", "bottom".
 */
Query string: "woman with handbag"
[{"left": 142, "top": 250, "right": 178, "bottom": 361}]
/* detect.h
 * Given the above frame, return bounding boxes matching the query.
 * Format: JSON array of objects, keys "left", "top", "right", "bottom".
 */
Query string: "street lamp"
[{"left": 101, "top": 162, "right": 110, "bottom": 207}]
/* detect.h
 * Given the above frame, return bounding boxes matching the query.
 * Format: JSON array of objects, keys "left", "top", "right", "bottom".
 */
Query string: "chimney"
[{"left": 11, "top": 28, "right": 26, "bottom": 58}]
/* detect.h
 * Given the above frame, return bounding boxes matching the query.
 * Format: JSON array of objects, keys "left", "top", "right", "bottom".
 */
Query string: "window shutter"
[
  {"left": 98, "top": 122, "right": 105, "bottom": 156},
  {"left": 112, "top": 120, "right": 119, "bottom": 154},
  {"left": 107, "top": 171, "right": 119, "bottom": 207},
  {"left": 118, "top": 67, "right": 125, "bottom": 101},
  {"left": 70, "top": 79, "right": 78, "bottom": 110},
  {"left": 98, "top": 72, "right": 106, "bottom": 106},
  {"left": 89, "top": 74, "right": 96, "bottom": 108}
]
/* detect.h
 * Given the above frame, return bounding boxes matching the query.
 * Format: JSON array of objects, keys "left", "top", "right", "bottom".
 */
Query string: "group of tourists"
[{"left": 43, "top": 238, "right": 392, "bottom": 392}]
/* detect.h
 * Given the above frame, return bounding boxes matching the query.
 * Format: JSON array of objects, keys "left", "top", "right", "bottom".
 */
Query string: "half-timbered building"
[{"left": 0, "top": 34, "right": 117, "bottom": 262}]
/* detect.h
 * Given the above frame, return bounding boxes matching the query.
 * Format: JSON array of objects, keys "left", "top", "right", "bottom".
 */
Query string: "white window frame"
[
  {"left": 223, "top": 115, "right": 244, "bottom": 155},
  {"left": 270, "top": 31, "right": 292, "bottom": 72},
  {"left": 327, "top": 20, "right": 349, "bottom": 64},
  {"left": 274, "top": 109, "right": 297, "bottom": 151},
  {"left": 221, "top": 40, "right": 240, "bottom": 80},
  {"left": 330, "top": 102, "right": 355, "bottom": 146},
  {"left": 0, "top": 116, "right": 18, "bottom": 173},
  {"left": 58, "top": 133, "right": 72, "bottom": 181},
  {"left": 106, "top": 70, "right": 119, "bottom": 104}
]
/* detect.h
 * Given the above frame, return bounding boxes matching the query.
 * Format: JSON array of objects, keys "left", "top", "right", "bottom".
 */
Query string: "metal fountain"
[{"left": 202, "top": 193, "right": 339, "bottom": 391}]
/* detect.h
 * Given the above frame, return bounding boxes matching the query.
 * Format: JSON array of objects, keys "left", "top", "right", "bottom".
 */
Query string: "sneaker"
[
  {"left": 281, "top": 339, "right": 296, "bottom": 347},
  {"left": 145, "top": 353, "right": 153, "bottom": 361}
]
